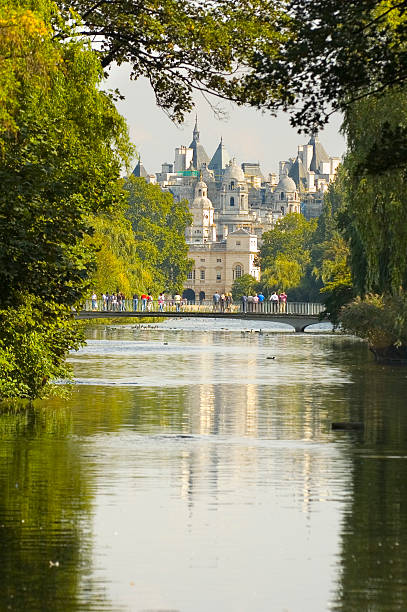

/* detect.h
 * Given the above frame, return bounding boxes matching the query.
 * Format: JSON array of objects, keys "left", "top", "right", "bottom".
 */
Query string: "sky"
[{"left": 107, "top": 65, "right": 346, "bottom": 177}]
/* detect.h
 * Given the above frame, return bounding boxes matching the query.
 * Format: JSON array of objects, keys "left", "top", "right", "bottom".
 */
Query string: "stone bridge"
[{"left": 77, "top": 310, "right": 323, "bottom": 333}]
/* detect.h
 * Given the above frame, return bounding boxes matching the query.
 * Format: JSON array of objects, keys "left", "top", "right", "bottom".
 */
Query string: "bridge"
[{"left": 78, "top": 301, "right": 325, "bottom": 333}]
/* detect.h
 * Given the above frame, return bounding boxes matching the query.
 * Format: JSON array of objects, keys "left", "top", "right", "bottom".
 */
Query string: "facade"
[
  {"left": 132, "top": 119, "right": 340, "bottom": 298},
  {"left": 184, "top": 228, "right": 260, "bottom": 302}
]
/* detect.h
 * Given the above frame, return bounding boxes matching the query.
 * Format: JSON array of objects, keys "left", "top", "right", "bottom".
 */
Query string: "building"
[{"left": 132, "top": 119, "right": 340, "bottom": 297}]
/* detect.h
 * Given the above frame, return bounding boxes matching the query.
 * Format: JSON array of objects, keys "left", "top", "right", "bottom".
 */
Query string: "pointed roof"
[
  {"left": 308, "top": 132, "right": 330, "bottom": 173},
  {"left": 288, "top": 156, "right": 307, "bottom": 190},
  {"left": 229, "top": 227, "right": 250, "bottom": 235},
  {"left": 208, "top": 137, "right": 231, "bottom": 176},
  {"left": 132, "top": 159, "right": 148, "bottom": 178},
  {"left": 188, "top": 116, "right": 210, "bottom": 170}
]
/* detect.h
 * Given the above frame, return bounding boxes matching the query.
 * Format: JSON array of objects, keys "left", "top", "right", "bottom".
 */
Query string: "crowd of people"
[
  {"left": 240, "top": 291, "right": 288, "bottom": 313},
  {"left": 89, "top": 289, "right": 288, "bottom": 314},
  {"left": 212, "top": 292, "right": 234, "bottom": 312},
  {"left": 90, "top": 291, "right": 184, "bottom": 312}
]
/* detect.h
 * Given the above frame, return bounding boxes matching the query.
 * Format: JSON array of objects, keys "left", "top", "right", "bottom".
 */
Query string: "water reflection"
[
  {"left": 0, "top": 406, "right": 121, "bottom": 611},
  {"left": 1, "top": 322, "right": 407, "bottom": 610}
]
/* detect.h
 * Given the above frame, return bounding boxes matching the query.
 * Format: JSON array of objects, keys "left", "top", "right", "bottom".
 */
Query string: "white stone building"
[{"left": 132, "top": 119, "right": 340, "bottom": 298}]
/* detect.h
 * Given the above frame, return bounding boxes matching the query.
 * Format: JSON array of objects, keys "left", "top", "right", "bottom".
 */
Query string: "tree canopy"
[
  {"left": 338, "top": 88, "right": 407, "bottom": 296},
  {"left": 0, "top": 0, "right": 132, "bottom": 309},
  {"left": 260, "top": 213, "right": 318, "bottom": 295},
  {"left": 247, "top": 1, "right": 407, "bottom": 131},
  {"left": 0, "top": 0, "right": 132, "bottom": 398},
  {"left": 56, "top": 0, "right": 287, "bottom": 122},
  {"left": 124, "top": 177, "right": 192, "bottom": 293}
]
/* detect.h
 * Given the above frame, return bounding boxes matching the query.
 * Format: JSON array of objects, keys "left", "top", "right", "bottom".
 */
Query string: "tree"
[
  {"left": 337, "top": 88, "right": 407, "bottom": 296},
  {"left": 259, "top": 213, "right": 318, "bottom": 297},
  {"left": 261, "top": 255, "right": 302, "bottom": 293},
  {"left": 87, "top": 212, "right": 154, "bottom": 296},
  {"left": 56, "top": 0, "right": 287, "bottom": 122},
  {"left": 0, "top": 0, "right": 132, "bottom": 398},
  {"left": 246, "top": 1, "right": 407, "bottom": 131},
  {"left": 124, "top": 177, "right": 192, "bottom": 293},
  {"left": 231, "top": 274, "right": 258, "bottom": 301},
  {"left": 0, "top": 2, "right": 131, "bottom": 309}
]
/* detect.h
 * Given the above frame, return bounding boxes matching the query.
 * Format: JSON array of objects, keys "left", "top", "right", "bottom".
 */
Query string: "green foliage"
[
  {"left": 0, "top": 1, "right": 132, "bottom": 310},
  {"left": 57, "top": 0, "right": 287, "bottom": 123},
  {"left": 260, "top": 213, "right": 318, "bottom": 297},
  {"left": 87, "top": 213, "right": 154, "bottom": 295},
  {"left": 261, "top": 255, "right": 302, "bottom": 293},
  {"left": 0, "top": 296, "right": 83, "bottom": 400},
  {"left": 231, "top": 274, "right": 258, "bottom": 301},
  {"left": 246, "top": 1, "right": 407, "bottom": 133},
  {"left": 341, "top": 294, "right": 407, "bottom": 360},
  {"left": 125, "top": 177, "right": 192, "bottom": 293},
  {"left": 338, "top": 89, "right": 407, "bottom": 296},
  {"left": 0, "top": 0, "right": 133, "bottom": 399}
]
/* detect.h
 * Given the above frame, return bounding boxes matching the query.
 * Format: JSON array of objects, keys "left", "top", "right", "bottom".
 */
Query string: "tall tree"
[
  {"left": 0, "top": 1, "right": 132, "bottom": 309},
  {"left": 338, "top": 88, "right": 407, "bottom": 296},
  {"left": 124, "top": 177, "right": 192, "bottom": 293},
  {"left": 0, "top": 0, "right": 132, "bottom": 398}
]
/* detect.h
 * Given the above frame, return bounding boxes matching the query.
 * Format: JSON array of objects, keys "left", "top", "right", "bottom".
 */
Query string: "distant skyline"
[{"left": 107, "top": 65, "right": 346, "bottom": 177}]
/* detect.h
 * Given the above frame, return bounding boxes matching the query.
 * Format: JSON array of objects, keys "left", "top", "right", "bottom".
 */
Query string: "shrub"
[
  {"left": 340, "top": 293, "right": 407, "bottom": 360},
  {"left": 0, "top": 296, "right": 83, "bottom": 400}
]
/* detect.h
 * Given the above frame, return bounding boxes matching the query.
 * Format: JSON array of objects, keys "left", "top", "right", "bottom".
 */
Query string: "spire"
[
  {"left": 189, "top": 116, "right": 210, "bottom": 170},
  {"left": 132, "top": 157, "right": 148, "bottom": 178},
  {"left": 193, "top": 114, "right": 199, "bottom": 142}
]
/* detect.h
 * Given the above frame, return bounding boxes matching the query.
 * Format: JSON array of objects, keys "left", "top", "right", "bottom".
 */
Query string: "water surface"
[{"left": 1, "top": 320, "right": 407, "bottom": 611}]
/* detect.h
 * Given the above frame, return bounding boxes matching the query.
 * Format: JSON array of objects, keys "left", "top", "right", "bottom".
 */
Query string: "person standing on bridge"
[
  {"left": 269, "top": 291, "right": 279, "bottom": 313},
  {"left": 133, "top": 293, "right": 139, "bottom": 311},
  {"left": 258, "top": 291, "right": 265, "bottom": 312},
  {"left": 158, "top": 293, "right": 165, "bottom": 312},
  {"left": 141, "top": 293, "right": 148, "bottom": 312},
  {"left": 279, "top": 291, "right": 287, "bottom": 313},
  {"left": 174, "top": 293, "right": 181, "bottom": 312},
  {"left": 213, "top": 292, "right": 220, "bottom": 312},
  {"left": 241, "top": 294, "right": 248, "bottom": 313}
]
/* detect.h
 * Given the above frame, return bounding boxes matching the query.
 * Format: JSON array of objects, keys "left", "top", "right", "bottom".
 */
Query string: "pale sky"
[{"left": 107, "top": 65, "right": 346, "bottom": 177}]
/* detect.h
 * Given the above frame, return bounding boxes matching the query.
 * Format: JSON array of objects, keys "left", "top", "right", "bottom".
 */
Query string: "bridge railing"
[{"left": 82, "top": 299, "right": 324, "bottom": 316}]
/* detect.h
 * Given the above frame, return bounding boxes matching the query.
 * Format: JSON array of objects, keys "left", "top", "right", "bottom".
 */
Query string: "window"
[
  {"left": 230, "top": 196, "right": 235, "bottom": 207},
  {"left": 234, "top": 265, "right": 243, "bottom": 279},
  {"left": 200, "top": 269, "right": 205, "bottom": 280},
  {"left": 187, "top": 270, "right": 193, "bottom": 280},
  {"left": 236, "top": 241, "right": 241, "bottom": 246},
  {"left": 280, "top": 192, "right": 284, "bottom": 200},
  {"left": 230, "top": 181, "right": 235, "bottom": 189},
  {"left": 216, "top": 272, "right": 221, "bottom": 281},
  {"left": 200, "top": 258, "right": 205, "bottom": 262},
  {"left": 216, "top": 258, "right": 222, "bottom": 262}
]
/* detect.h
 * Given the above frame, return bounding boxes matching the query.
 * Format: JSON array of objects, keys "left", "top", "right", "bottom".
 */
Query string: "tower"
[{"left": 185, "top": 179, "right": 217, "bottom": 244}]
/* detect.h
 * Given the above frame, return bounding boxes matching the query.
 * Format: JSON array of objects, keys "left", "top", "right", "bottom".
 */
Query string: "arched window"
[
  {"left": 230, "top": 181, "right": 235, "bottom": 189},
  {"left": 230, "top": 196, "right": 235, "bottom": 207},
  {"left": 280, "top": 192, "right": 285, "bottom": 200},
  {"left": 234, "top": 265, "right": 243, "bottom": 279}
]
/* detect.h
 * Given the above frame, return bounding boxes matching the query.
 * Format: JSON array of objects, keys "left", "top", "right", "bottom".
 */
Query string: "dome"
[
  {"left": 222, "top": 159, "right": 245, "bottom": 184},
  {"left": 193, "top": 179, "right": 213, "bottom": 209},
  {"left": 275, "top": 175, "right": 297, "bottom": 192}
]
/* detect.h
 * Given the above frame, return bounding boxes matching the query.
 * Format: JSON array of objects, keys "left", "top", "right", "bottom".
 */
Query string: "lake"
[{"left": 1, "top": 319, "right": 407, "bottom": 611}]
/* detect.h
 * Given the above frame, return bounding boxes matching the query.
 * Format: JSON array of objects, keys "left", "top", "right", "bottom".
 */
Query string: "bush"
[
  {"left": 0, "top": 296, "right": 83, "bottom": 400},
  {"left": 340, "top": 293, "right": 407, "bottom": 361}
]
